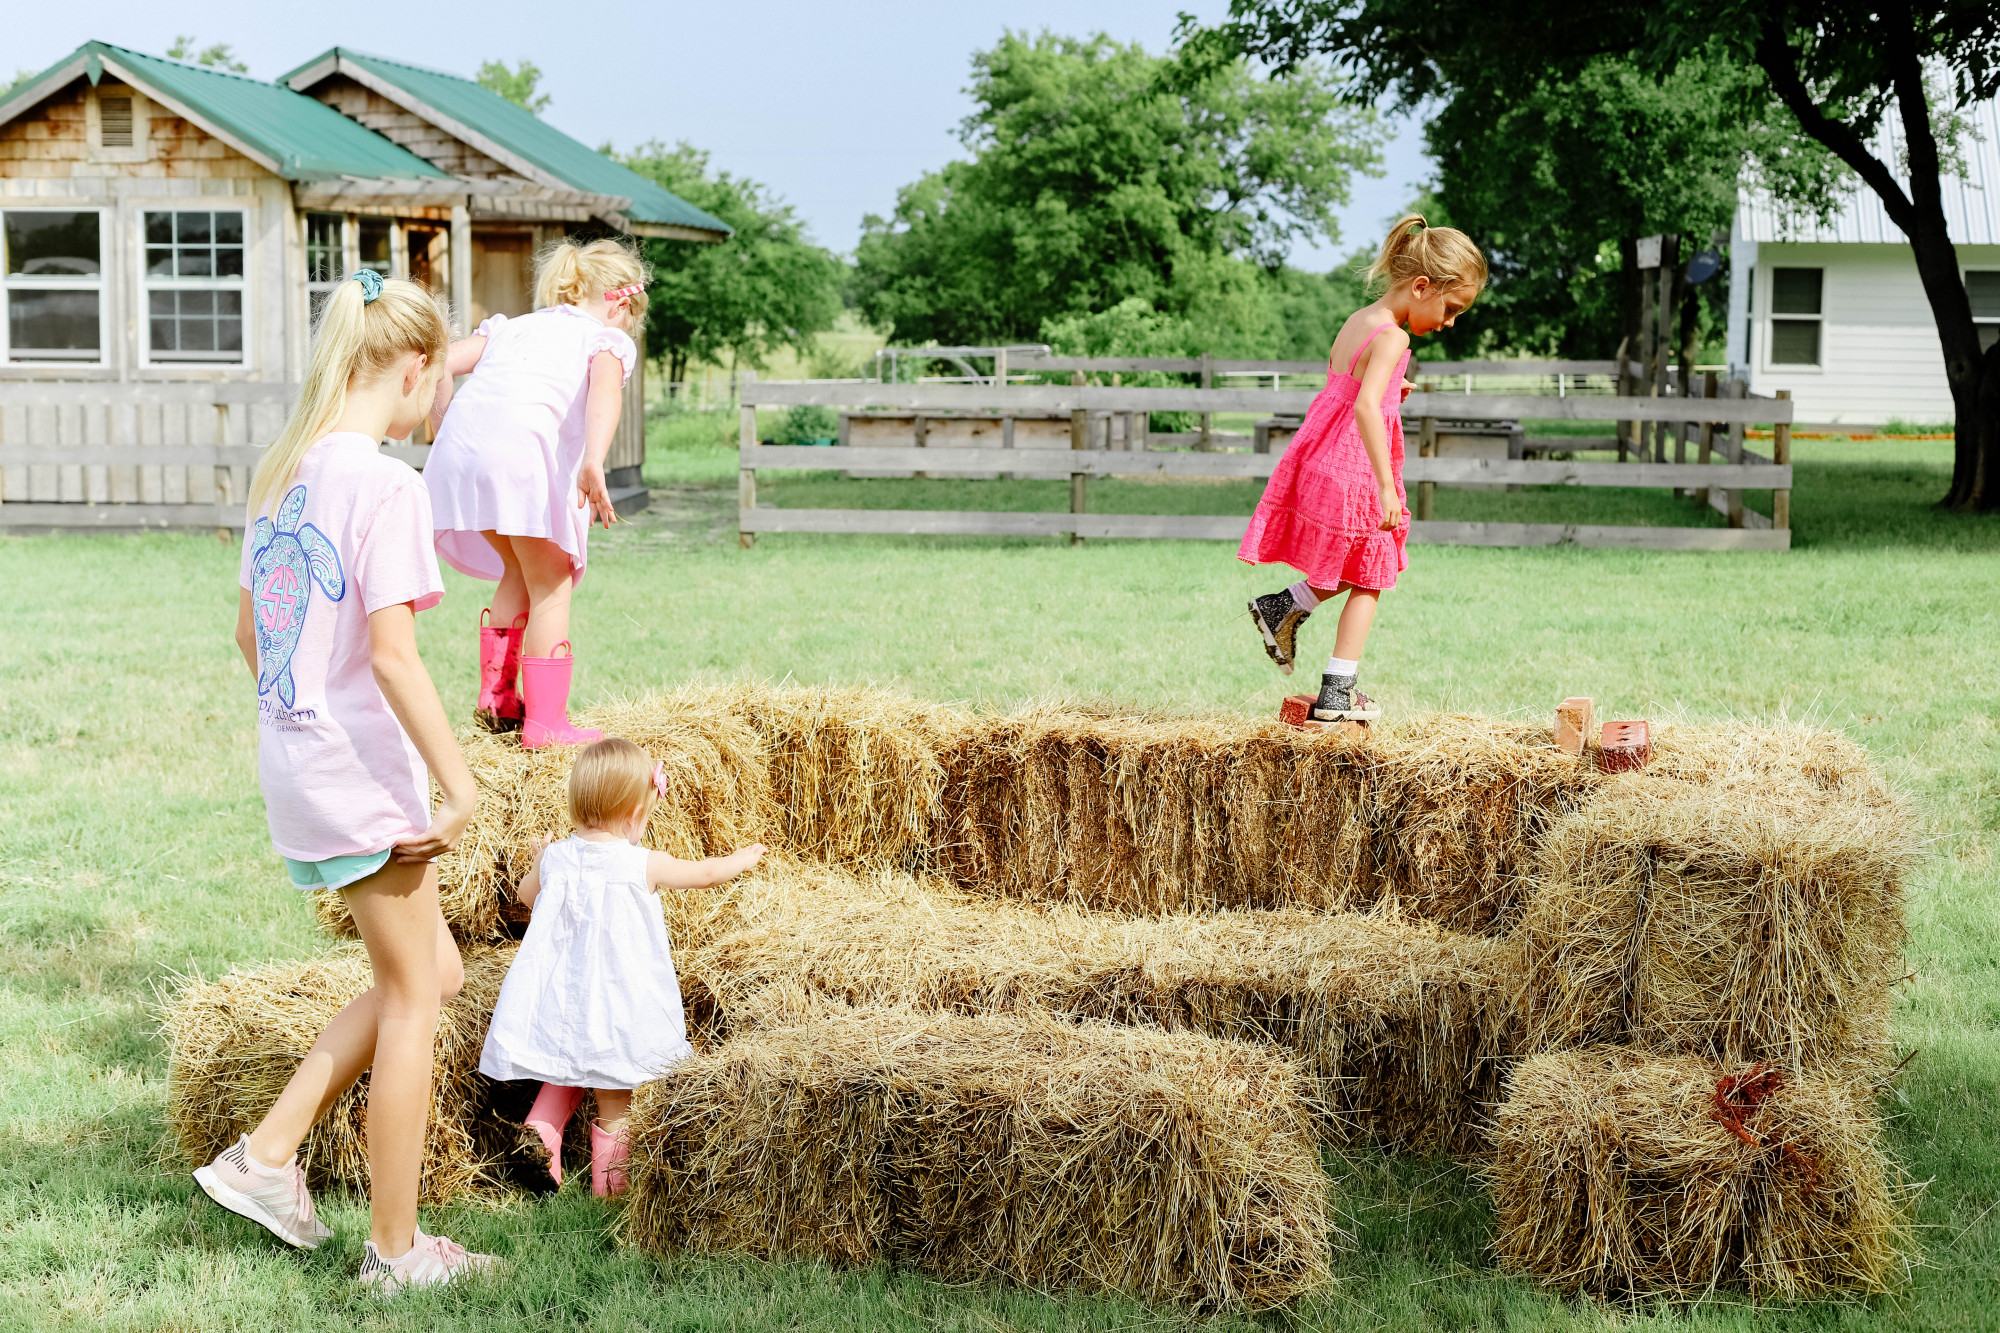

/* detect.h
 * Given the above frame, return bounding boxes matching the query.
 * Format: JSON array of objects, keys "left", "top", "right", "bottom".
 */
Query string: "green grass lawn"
[{"left": 1, "top": 430, "right": 1996, "bottom": 1330}]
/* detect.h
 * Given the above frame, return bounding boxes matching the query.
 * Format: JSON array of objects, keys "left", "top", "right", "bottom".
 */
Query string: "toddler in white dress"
[
  {"left": 479, "top": 737, "right": 764, "bottom": 1195},
  {"left": 423, "top": 238, "right": 650, "bottom": 748}
]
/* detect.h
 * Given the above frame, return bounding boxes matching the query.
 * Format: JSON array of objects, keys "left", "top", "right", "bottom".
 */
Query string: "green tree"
[
  {"left": 165, "top": 37, "right": 248, "bottom": 73},
  {"left": 1181, "top": 0, "right": 2000, "bottom": 509},
  {"left": 617, "top": 141, "right": 843, "bottom": 387},
  {"left": 478, "top": 59, "right": 550, "bottom": 115},
  {"left": 853, "top": 31, "right": 1384, "bottom": 346}
]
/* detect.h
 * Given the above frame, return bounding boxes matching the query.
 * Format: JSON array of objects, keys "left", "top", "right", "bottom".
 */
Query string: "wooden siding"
[
  {"left": 0, "top": 79, "right": 260, "bottom": 181},
  {"left": 310, "top": 74, "right": 512, "bottom": 179},
  {"left": 1748, "top": 240, "right": 2000, "bottom": 422}
]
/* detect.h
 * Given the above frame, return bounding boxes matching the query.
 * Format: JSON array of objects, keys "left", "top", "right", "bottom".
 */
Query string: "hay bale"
[
  {"left": 703, "top": 681, "right": 954, "bottom": 869},
  {"left": 161, "top": 943, "right": 518, "bottom": 1203},
  {"left": 620, "top": 1009, "right": 1335, "bottom": 1310},
  {"left": 680, "top": 862, "right": 1517, "bottom": 1154},
  {"left": 1487, "top": 1047, "right": 1909, "bottom": 1298},
  {"left": 1513, "top": 776, "right": 1914, "bottom": 1076},
  {"left": 933, "top": 705, "right": 1592, "bottom": 930},
  {"left": 1646, "top": 720, "right": 1894, "bottom": 806}
]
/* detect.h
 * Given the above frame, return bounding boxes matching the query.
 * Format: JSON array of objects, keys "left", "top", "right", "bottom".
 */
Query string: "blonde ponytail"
[
  {"left": 533, "top": 235, "right": 650, "bottom": 321},
  {"left": 249, "top": 276, "right": 450, "bottom": 517},
  {"left": 1366, "top": 213, "right": 1488, "bottom": 302}
]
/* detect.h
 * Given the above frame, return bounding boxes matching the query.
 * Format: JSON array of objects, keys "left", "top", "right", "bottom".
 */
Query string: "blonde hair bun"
[
  {"left": 1366, "top": 213, "right": 1488, "bottom": 303},
  {"left": 534, "top": 236, "right": 651, "bottom": 322}
]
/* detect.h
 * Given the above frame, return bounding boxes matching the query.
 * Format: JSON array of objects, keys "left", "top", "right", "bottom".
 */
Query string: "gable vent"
[{"left": 99, "top": 97, "right": 133, "bottom": 147}]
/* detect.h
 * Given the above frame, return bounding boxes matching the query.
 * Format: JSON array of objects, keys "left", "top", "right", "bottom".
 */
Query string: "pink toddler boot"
[
  {"left": 519, "top": 641, "right": 603, "bottom": 749},
  {"left": 519, "top": 1082, "right": 585, "bottom": 1186},
  {"left": 589, "top": 1119, "right": 631, "bottom": 1198},
  {"left": 475, "top": 610, "right": 528, "bottom": 733}
]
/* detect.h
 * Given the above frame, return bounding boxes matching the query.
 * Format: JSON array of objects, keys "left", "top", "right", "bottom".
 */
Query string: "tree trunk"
[
  {"left": 1676, "top": 273, "right": 1701, "bottom": 465},
  {"left": 1617, "top": 235, "right": 1641, "bottom": 461},
  {"left": 668, "top": 348, "right": 690, "bottom": 394}
]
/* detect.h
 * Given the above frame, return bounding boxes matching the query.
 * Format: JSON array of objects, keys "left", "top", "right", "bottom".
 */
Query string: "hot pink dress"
[
  {"left": 1237, "top": 320, "right": 1410, "bottom": 592},
  {"left": 424, "top": 305, "right": 637, "bottom": 584}
]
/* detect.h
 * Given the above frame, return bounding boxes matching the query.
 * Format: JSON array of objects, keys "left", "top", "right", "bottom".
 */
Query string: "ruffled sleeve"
[
  {"left": 587, "top": 327, "right": 639, "bottom": 386},
  {"left": 474, "top": 312, "right": 508, "bottom": 340}
]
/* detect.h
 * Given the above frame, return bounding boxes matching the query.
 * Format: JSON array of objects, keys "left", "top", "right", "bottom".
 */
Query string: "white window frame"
[
  {"left": 1764, "top": 264, "right": 1825, "bottom": 373},
  {"left": 305, "top": 211, "right": 348, "bottom": 328},
  {"left": 1968, "top": 267, "right": 2000, "bottom": 354},
  {"left": 0, "top": 206, "right": 111, "bottom": 366},
  {"left": 138, "top": 206, "right": 250, "bottom": 368}
]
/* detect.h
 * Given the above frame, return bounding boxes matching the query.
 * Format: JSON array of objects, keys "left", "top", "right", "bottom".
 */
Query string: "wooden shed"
[{"left": 0, "top": 40, "right": 730, "bottom": 528}]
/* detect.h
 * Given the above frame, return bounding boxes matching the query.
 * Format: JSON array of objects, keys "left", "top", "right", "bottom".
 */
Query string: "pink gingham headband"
[
  {"left": 605, "top": 284, "right": 644, "bottom": 305},
  {"left": 652, "top": 760, "right": 668, "bottom": 799}
]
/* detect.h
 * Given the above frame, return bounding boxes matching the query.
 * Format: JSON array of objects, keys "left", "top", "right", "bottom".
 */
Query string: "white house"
[{"left": 1728, "top": 97, "right": 2000, "bottom": 425}]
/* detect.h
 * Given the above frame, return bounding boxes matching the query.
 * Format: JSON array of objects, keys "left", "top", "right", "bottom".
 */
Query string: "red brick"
[
  {"left": 1279, "top": 695, "right": 1317, "bottom": 727},
  {"left": 1554, "top": 697, "right": 1594, "bottom": 755},
  {"left": 1598, "top": 720, "right": 1652, "bottom": 772}
]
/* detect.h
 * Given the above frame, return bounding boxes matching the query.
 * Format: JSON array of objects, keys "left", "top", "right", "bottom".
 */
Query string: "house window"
[
  {"left": 1969, "top": 271, "right": 2000, "bottom": 353},
  {"left": 2, "top": 210, "right": 104, "bottom": 362},
  {"left": 358, "top": 217, "right": 393, "bottom": 277},
  {"left": 306, "top": 213, "right": 345, "bottom": 325},
  {"left": 144, "top": 210, "right": 245, "bottom": 362},
  {"left": 1769, "top": 267, "right": 1822, "bottom": 366}
]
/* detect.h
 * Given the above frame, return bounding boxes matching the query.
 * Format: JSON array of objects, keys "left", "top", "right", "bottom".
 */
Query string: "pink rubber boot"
[
  {"left": 475, "top": 610, "right": 527, "bottom": 733},
  {"left": 519, "top": 641, "right": 603, "bottom": 749},
  {"left": 521, "top": 1082, "right": 585, "bottom": 1186},
  {"left": 589, "top": 1119, "right": 631, "bottom": 1198}
]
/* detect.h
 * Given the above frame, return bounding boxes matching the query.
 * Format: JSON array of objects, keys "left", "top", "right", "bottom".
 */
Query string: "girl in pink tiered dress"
[
  {"left": 424, "top": 238, "right": 649, "bottom": 748},
  {"left": 1241, "top": 215, "right": 1488, "bottom": 722}
]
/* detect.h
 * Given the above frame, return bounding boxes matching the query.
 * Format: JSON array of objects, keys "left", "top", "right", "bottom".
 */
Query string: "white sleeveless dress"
[{"left": 479, "top": 836, "right": 694, "bottom": 1089}]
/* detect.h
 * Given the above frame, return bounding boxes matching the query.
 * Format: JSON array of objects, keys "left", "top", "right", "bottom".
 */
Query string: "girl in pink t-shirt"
[
  {"left": 423, "top": 237, "right": 647, "bottom": 748},
  {"left": 195, "top": 270, "right": 495, "bottom": 1292}
]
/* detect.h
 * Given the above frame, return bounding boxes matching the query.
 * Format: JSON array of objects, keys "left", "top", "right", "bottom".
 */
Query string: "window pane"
[
  {"left": 146, "top": 213, "right": 173, "bottom": 245},
  {"left": 4, "top": 211, "right": 101, "bottom": 275},
  {"left": 216, "top": 246, "right": 244, "bottom": 278},
  {"left": 358, "top": 217, "right": 391, "bottom": 274},
  {"left": 8, "top": 289, "right": 100, "bottom": 354},
  {"left": 1770, "top": 318, "right": 1821, "bottom": 365},
  {"left": 1771, "top": 267, "right": 1822, "bottom": 315},
  {"left": 306, "top": 214, "right": 343, "bottom": 284},
  {"left": 218, "top": 318, "right": 243, "bottom": 352},
  {"left": 214, "top": 213, "right": 243, "bottom": 246},
  {"left": 147, "top": 246, "right": 175, "bottom": 277},
  {"left": 182, "top": 312, "right": 215, "bottom": 352},
  {"left": 1980, "top": 324, "right": 1998, "bottom": 353},
  {"left": 176, "top": 213, "right": 211, "bottom": 244},
  {"left": 218, "top": 291, "right": 242, "bottom": 317},
  {"left": 1969, "top": 272, "right": 2000, "bottom": 320},
  {"left": 178, "top": 248, "right": 213, "bottom": 278}
]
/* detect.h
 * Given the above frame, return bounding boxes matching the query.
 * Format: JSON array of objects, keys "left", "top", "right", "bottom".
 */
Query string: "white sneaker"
[
  {"left": 193, "top": 1134, "right": 334, "bottom": 1249},
  {"left": 358, "top": 1227, "right": 500, "bottom": 1292}
]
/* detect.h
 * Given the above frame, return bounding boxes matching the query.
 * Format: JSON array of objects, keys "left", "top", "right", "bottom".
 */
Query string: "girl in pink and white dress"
[{"left": 424, "top": 238, "right": 648, "bottom": 748}]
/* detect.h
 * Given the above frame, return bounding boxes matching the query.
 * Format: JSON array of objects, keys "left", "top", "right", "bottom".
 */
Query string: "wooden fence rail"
[
  {"left": 1009, "top": 354, "right": 1643, "bottom": 378},
  {"left": 738, "top": 380, "right": 1795, "bottom": 552}
]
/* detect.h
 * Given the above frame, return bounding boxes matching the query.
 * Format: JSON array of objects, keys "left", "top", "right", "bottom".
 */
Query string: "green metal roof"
[
  {"left": 279, "top": 48, "right": 731, "bottom": 237},
  {"left": 0, "top": 42, "right": 448, "bottom": 182}
]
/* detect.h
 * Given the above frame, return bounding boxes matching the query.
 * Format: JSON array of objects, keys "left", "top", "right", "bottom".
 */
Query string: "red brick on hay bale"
[
  {"left": 619, "top": 1010, "right": 1336, "bottom": 1310},
  {"left": 1597, "top": 720, "right": 1651, "bottom": 772},
  {"left": 1487, "top": 1047, "right": 1910, "bottom": 1298}
]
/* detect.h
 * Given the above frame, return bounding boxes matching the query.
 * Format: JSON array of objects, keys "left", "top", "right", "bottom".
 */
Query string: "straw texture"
[
  {"left": 620, "top": 1009, "right": 1336, "bottom": 1310},
  {"left": 681, "top": 861, "right": 1516, "bottom": 1153},
  {"left": 161, "top": 943, "right": 518, "bottom": 1203},
  {"left": 1488, "top": 1047, "right": 1910, "bottom": 1298},
  {"left": 1513, "top": 776, "right": 1915, "bottom": 1075}
]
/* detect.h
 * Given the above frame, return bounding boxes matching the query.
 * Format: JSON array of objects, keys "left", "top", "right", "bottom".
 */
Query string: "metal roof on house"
[
  {"left": 278, "top": 48, "right": 732, "bottom": 240},
  {"left": 0, "top": 41, "right": 449, "bottom": 182},
  {"left": 1739, "top": 96, "right": 2000, "bottom": 246}
]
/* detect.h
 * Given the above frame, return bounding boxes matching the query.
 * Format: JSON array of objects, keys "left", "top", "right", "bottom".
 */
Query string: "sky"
[{"left": 16, "top": 1, "right": 1433, "bottom": 271}]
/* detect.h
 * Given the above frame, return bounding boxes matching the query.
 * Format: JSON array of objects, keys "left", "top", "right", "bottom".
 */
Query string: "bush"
[{"left": 773, "top": 405, "right": 840, "bottom": 445}]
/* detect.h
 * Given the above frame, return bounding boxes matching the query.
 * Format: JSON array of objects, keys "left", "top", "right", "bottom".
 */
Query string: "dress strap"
[{"left": 1346, "top": 319, "right": 1401, "bottom": 377}]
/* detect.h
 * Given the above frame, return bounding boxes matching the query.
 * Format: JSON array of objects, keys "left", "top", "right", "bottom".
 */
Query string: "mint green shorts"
[{"left": 285, "top": 849, "right": 392, "bottom": 892}]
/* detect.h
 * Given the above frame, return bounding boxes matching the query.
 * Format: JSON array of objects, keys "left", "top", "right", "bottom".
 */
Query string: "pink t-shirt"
[{"left": 238, "top": 433, "right": 446, "bottom": 862}]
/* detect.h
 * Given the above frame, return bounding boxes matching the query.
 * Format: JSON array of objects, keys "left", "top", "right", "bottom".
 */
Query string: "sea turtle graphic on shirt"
[{"left": 249, "top": 485, "right": 345, "bottom": 709}]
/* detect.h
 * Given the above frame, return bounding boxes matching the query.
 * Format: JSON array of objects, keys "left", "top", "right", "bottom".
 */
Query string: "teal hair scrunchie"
[{"left": 352, "top": 269, "right": 384, "bottom": 304}]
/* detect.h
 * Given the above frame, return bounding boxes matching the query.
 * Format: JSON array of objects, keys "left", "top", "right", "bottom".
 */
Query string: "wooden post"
[
  {"left": 1198, "top": 351, "right": 1213, "bottom": 451},
  {"left": 1726, "top": 377, "right": 1746, "bottom": 528},
  {"left": 737, "top": 374, "right": 757, "bottom": 549},
  {"left": 913, "top": 413, "right": 928, "bottom": 479},
  {"left": 1614, "top": 335, "right": 1632, "bottom": 462},
  {"left": 449, "top": 199, "right": 473, "bottom": 335},
  {"left": 1069, "top": 370, "right": 1087, "bottom": 545},
  {"left": 993, "top": 346, "right": 1008, "bottom": 387},
  {"left": 1773, "top": 388, "right": 1792, "bottom": 531},
  {"left": 1695, "top": 370, "right": 1717, "bottom": 505},
  {"left": 1417, "top": 415, "right": 1437, "bottom": 521}
]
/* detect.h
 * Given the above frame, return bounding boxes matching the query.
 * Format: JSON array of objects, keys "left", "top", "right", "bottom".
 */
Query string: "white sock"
[
  {"left": 1326, "top": 657, "right": 1359, "bottom": 678},
  {"left": 1288, "top": 581, "right": 1321, "bottom": 612}
]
